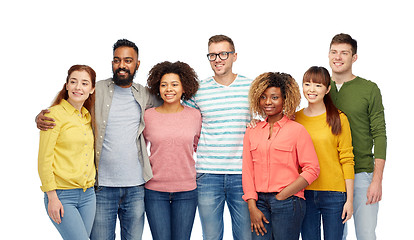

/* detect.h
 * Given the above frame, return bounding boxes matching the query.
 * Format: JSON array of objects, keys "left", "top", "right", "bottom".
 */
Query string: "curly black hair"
[
  {"left": 113, "top": 39, "right": 139, "bottom": 56},
  {"left": 147, "top": 61, "right": 199, "bottom": 101}
]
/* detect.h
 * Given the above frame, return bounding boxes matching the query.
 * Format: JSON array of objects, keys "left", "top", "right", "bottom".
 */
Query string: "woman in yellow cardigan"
[
  {"left": 38, "top": 65, "right": 96, "bottom": 240},
  {"left": 296, "top": 66, "right": 354, "bottom": 240}
]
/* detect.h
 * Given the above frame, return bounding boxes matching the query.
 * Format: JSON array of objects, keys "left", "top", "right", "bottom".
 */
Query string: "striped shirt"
[{"left": 183, "top": 75, "right": 252, "bottom": 174}]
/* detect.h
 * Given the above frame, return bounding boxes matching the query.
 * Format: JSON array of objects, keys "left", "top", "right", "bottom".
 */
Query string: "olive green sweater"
[{"left": 330, "top": 77, "right": 387, "bottom": 173}]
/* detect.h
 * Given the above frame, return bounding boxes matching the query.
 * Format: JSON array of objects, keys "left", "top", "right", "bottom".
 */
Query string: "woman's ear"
[{"left": 326, "top": 85, "right": 331, "bottom": 95}]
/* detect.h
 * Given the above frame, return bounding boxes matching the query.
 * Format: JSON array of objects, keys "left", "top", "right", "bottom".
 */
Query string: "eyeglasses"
[{"left": 207, "top": 51, "right": 234, "bottom": 61}]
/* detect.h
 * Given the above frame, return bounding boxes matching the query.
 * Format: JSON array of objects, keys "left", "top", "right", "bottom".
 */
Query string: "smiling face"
[
  {"left": 159, "top": 73, "right": 184, "bottom": 105},
  {"left": 208, "top": 41, "right": 237, "bottom": 77},
  {"left": 329, "top": 43, "right": 357, "bottom": 76},
  {"left": 303, "top": 80, "right": 330, "bottom": 105},
  {"left": 259, "top": 87, "right": 284, "bottom": 122},
  {"left": 66, "top": 70, "right": 95, "bottom": 109},
  {"left": 112, "top": 46, "right": 140, "bottom": 87}
]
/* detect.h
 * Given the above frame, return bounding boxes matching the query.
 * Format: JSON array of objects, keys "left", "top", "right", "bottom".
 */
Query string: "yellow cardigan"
[
  {"left": 295, "top": 109, "right": 354, "bottom": 192},
  {"left": 38, "top": 100, "right": 95, "bottom": 192}
]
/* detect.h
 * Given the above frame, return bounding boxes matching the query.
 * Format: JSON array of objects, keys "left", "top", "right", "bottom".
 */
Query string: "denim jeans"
[
  {"left": 301, "top": 190, "right": 346, "bottom": 240},
  {"left": 253, "top": 192, "right": 305, "bottom": 240},
  {"left": 197, "top": 173, "right": 251, "bottom": 240},
  {"left": 44, "top": 187, "right": 96, "bottom": 240},
  {"left": 144, "top": 188, "right": 198, "bottom": 240},
  {"left": 343, "top": 172, "right": 379, "bottom": 240},
  {"left": 90, "top": 186, "right": 145, "bottom": 240}
]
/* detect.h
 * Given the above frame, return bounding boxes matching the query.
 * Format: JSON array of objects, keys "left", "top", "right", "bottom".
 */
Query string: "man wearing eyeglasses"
[{"left": 184, "top": 35, "right": 252, "bottom": 240}]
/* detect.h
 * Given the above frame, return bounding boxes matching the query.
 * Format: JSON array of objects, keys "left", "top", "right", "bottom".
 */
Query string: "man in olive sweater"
[{"left": 329, "top": 33, "right": 386, "bottom": 240}]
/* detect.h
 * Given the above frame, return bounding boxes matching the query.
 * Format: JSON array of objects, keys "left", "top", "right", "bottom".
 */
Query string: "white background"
[{"left": 1, "top": 0, "right": 412, "bottom": 239}]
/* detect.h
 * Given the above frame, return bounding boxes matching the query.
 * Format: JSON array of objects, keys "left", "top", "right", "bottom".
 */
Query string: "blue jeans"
[
  {"left": 44, "top": 187, "right": 96, "bottom": 240},
  {"left": 301, "top": 190, "right": 346, "bottom": 240},
  {"left": 343, "top": 172, "right": 379, "bottom": 240},
  {"left": 144, "top": 188, "right": 198, "bottom": 240},
  {"left": 197, "top": 173, "right": 251, "bottom": 240},
  {"left": 90, "top": 186, "right": 145, "bottom": 240},
  {"left": 253, "top": 193, "right": 305, "bottom": 240}
]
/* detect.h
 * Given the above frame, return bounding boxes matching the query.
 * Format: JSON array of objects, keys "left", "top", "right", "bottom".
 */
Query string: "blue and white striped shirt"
[{"left": 184, "top": 75, "right": 252, "bottom": 174}]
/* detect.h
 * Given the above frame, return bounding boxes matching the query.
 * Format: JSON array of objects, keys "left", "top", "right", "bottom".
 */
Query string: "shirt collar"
[
  {"left": 262, "top": 115, "right": 289, "bottom": 128},
  {"left": 60, "top": 99, "right": 90, "bottom": 120}
]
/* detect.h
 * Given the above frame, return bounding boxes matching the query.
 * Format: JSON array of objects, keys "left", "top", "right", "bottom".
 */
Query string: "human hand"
[
  {"left": 366, "top": 179, "right": 382, "bottom": 205},
  {"left": 46, "top": 191, "right": 64, "bottom": 224},
  {"left": 249, "top": 206, "right": 269, "bottom": 236},
  {"left": 275, "top": 192, "right": 288, "bottom": 201},
  {"left": 341, "top": 200, "right": 353, "bottom": 223},
  {"left": 36, "top": 109, "right": 55, "bottom": 131},
  {"left": 247, "top": 119, "right": 260, "bottom": 129}
]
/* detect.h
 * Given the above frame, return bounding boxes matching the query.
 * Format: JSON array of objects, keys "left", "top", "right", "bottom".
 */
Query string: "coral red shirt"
[{"left": 242, "top": 116, "right": 319, "bottom": 200}]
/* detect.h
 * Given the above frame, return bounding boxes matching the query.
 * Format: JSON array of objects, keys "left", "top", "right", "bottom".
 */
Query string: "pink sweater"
[{"left": 143, "top": 106, "right": 202, "bottom": 192}]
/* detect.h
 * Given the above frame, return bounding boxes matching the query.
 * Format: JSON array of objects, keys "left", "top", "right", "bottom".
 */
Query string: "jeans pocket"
[
  {"left": 196, "top": 173, "right": 206, "bottom": 181},
  {"left": 94, "top": 186, "right": 104, "bottom": 193},
  {"left": 274, "top": 193, "right": 293, "bottom": 202}
]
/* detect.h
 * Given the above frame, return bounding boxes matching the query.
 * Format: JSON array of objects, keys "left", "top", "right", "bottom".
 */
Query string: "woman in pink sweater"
[{"left": 143, "top": 61, "right": 201, "bottom": 240}]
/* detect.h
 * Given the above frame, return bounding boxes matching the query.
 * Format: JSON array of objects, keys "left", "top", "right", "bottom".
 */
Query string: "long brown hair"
[
  {"left": 303, "top": 66, "right": 341, "bottom": 135},
  {"left": 51, "top": 64, "right": 96, "bottom": 129}
]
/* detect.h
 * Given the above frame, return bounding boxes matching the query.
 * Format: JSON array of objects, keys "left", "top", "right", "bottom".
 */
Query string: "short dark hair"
[
  {"left": 113, "top": 39, "right": 139, "bottom": 56},
  {"left": 330, "top": 33, "right": 357, "bottom": 55},
  {"left": 147, "top": 61, "right": 199, "bottom": 101},
  {"left": 208, "top": 34, "right": 235, "bottom": 52}
]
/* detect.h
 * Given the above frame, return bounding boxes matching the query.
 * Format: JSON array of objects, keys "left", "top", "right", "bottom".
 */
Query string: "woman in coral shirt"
[{"left": 242, "top": 72, "right": 320, "bottom": 240}]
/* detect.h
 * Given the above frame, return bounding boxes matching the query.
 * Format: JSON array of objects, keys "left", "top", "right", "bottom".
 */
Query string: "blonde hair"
[{"left": 249, "top": 72, "right": 301, "bottom": 119}]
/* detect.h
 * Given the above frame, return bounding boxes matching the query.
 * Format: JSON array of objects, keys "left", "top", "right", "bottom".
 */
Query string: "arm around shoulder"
[{"left": 36, "top": 109, "right": 56, "bottom": 131}]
